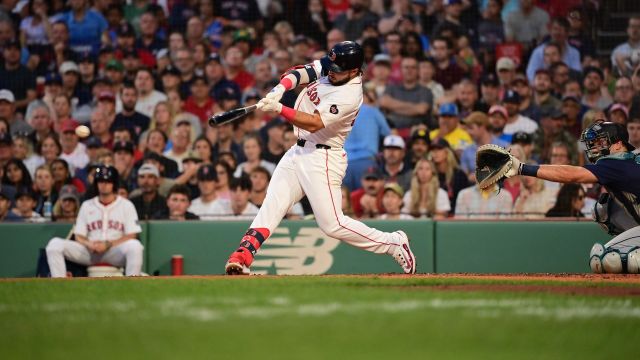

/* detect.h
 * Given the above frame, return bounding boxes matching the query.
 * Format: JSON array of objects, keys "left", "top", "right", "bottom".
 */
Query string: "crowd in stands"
[{"left": 0, "top": 0, "right": 639, "bottom": 223}]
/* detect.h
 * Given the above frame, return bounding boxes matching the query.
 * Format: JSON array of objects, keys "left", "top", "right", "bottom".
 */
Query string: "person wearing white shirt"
[
  {"left": 59, "top": 120, "right": 89, "bottom": 175},
  {"left": 502, "top": 90, "right": 538, "bottom": 135},
  {"left": 188, "top": 164, "right": 229, "bottom": 220},
  {"left": 134, "top": 68, "right": 168, "bottom": 118}
]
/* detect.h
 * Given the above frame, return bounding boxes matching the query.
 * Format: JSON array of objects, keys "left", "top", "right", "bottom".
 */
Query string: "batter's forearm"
[
  {"left": 279, "top": 106, "right": 325, "bottom": 133},
  {"left": 535, "top": 165, "right": 598, "bottom": 183}
]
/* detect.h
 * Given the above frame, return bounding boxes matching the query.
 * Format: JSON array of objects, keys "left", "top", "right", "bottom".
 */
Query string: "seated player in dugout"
[
  {"left": 224, "top": 41, "right": 417, "bottom": 275},
  {"left": 503, "top": 120, "right": 640, "bottom": 274}
]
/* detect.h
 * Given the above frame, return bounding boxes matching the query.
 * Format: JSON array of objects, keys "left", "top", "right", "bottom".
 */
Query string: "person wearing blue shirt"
[
  {"left": 344, "top": 97, "right": 391, "bottom": 191},
  {"left": 61, "top": 0, "right": 108, "bottom": 55},
  {"left": 526, "top": 18, "right": 581, "bottom": 83}
]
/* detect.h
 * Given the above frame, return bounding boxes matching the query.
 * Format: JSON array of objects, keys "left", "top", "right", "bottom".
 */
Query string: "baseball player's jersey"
[
  {"left": 294, "top": 60, "right": 363, "bottom": 148},
  {"left": 75, "top": 196, "right": 142, "bottom": 241}
]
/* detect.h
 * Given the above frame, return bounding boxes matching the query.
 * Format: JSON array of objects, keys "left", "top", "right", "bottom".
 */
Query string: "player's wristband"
[
  {"left": 280, "top": 77, "right": 294, "bottom": 90},
  {"left": 520, "top": 164, "right": 539, "bottom": 177},
  {"left": 280, "top": 106, "right": 296, "bottom": 122}
]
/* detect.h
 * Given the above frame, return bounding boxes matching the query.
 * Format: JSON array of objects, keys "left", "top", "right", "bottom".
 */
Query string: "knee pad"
[
  {"left": 589, "top": 243, "right": 605, "bottom": 274},
  {"left": 627, "top": 247, "right": 640, "bottom": 274}
]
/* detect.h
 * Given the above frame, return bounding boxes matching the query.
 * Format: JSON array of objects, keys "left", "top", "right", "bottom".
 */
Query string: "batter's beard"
[{"left": 329, "top": 75, "right": 353, "bottom": 86}]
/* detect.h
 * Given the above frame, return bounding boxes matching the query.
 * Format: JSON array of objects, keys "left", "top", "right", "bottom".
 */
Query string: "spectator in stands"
[
  {"left": 502, "top": 90, "right": 538, "bottom": 135},
  {"left": 144, "top": 129, "right": 179, "bottom": 178},
  {"left": 0, "top": 39, "right": 37, "bottom": 111},
  {"left": 148, "top": 101, "right": 175, "bottom": 143},
  {"left": 406, "top": 128, "right": 429, "bottom": 169},
  {"left": 234, "top": 134, "right": 275, "bottom": 178},
  {"left": 179, "top": 151, "right": 202, "bottom": 199},
  {"left": 550, "top": 62, "right": 576, "bottom": 96},
  {"left": 479, "top": 73, "right": 501, "bottom": 109},
  {"left": 477, "top": 0, "right": 505, "bottom": 60},
  {"left": 164, "top": 122, "right": 192, "bottom": 172},
  {"left": 173, "top": 47, "right": 196, "bottom": 97},
  {"left": 456, "top": 79, "right": 486, "bottom": 118},
  {"left": 52, "top": 185, "right": 81, "bottom": 222},
  {"left": 526, "top": 17, "right": 582, "bottom": 83},
  {"left": 428, "top": 138, "right": 469, "bottom": 213},
  {"left": 611, "top": 77, "right": 635, "bottom": 112},
  {"left": 402, "top": 158, "right": 449, "bottom": 219},
  {"left": 581, "top": 66, "right": 612, "bottom": 110},
  {"left": 611, "top": 16, "right": 640, "bottom": 77},
  {"left": 192, "top": 136, "right": 213, "bottom": 165},
  {"left": 2, "top": 158, "right": 32, "bottom": 190},
  {"left": 0, "top": 187, "right": 21, "bottom": 222},
  {"left": 533, "top": 109, "right": 578, "bottom": 165},
  {"left": 379, "top": 56, "right": 432, "bottom": 135},
  {"left": 431, "top": 36, "right": 464, "bottom": 90},
  {"left": 214, "top": 161, "right": 233, "bottom": 201},
  {"left": 134, "top": 68, "right": 167, "bottom": 118},
  {"left": 90, "top": 109, "right": 114, "bottom": 150},
  {"left": 459, "top": 112, "right": 510, "bottom": 181},
  {"left": 532, "top": 69, "right": 561, "bottom": 117},
  {"left": 429, "top": 103, "right": 472, "bottom": 153},
  {"left": 511, "top": 131, "right": 535, "bottom": 162},
  {"left": 130, "top": 163, "right": 167, "bottom": 220},
  {"left": 378, "top": 182, "right": 412, "bottom": 220},
  {"left": 62, "top": 0, "right": 108, "bottom": 54},
  {"left": 35, "top": 134, "right": 62, "bottom": 170},
  {"left": 224, "top": 46, "right": 255, "bottom": 91},
  {"left": 344, "top": 90, "right": 391, "bottom": 191},
  {"left": 513, "top": 174, "right": 556, "bottom": 219},
  {"left": 59, "top": 119, "right": 89, "bottom": 173},
  {"left": 418, "top": 57, "right": 445, "bottom": 102},
  {"left": 12, "top": 188, "right": 43, "bottom": 222},
  {"left": 350, "top": 166, "right": 384, "bottom": 219},
  {"left": 1, "top": 90, "right": 32, "bottom": 138},
  {"left": 189, "top": 164, "right": 222, "bottom": 220},
  {"left": 454, "top": 183, "right": 513, "bottom": 219},
  {"left": 26, "top": 100, "right": 52, "bottom": 148},
  {"left": 380, "top": 135, "right": 412, "bottom": 191},
  {"left": 608, "top": 104, "right": 629, "bottom": 126},
  {"left": 488, "top": 104, "right": 511, "bottom": 143},
  {"left": 113, "top": 82, "right": 150, "bottom": 141},
  {"left": 50, "top": 158, "right": 85, "bottom": 194},
  {"left": 545, "top": 183, "right": 586, "bottom": 218},
  {"left": 261, "top": 119, "right": 287, "bottom": 164},
  {"left": 504, "top": 0, "right": 550, "bottom": 48},
  {"left": 153, "top": 184, "right": 199, "bottom": 220},
  {"left": 510, "top": 75, "right": 540, "bottom": 123},
  {"left": 561, "top": 95, "right": 585, "bottom": 139},
  {"left": 11, "top": 135, "right": 36, "bottom": 172},
  {"left": 113, "top": 140, "right": 137, "bottom": 190},
  {"left": 627, "top": 117, "right": 640, "bottom": 150},
  {"left": 495, "top": 57, "right": 516, "bottom": 90},
  {"left": 226, "top": 175, "right": 259, "bottom": 220},
  {"left": 333, "top": 0, "right": 378, "bottom": 42}
]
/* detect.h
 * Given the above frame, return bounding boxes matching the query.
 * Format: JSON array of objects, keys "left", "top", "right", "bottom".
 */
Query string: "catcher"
[{"left": 475, "top": 120, "right": 640, "bottom": 273}]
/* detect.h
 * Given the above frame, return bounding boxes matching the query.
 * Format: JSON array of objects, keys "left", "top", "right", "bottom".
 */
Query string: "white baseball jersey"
[
  {"left": 294, "top": 60, "right": 363, "bottom": 148},
  {"left": 75, "top": 196, "right": 142, "bottom": 241}
]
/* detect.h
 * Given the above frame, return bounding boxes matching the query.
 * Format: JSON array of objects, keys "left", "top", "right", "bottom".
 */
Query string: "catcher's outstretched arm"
[{"left": 534, "top": 165, "right": 598, "bottom": 184}]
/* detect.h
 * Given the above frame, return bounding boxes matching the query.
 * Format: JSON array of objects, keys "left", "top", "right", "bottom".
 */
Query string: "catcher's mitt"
[{"left": 475, "top": 144, "right": 516, "bottom": 196}]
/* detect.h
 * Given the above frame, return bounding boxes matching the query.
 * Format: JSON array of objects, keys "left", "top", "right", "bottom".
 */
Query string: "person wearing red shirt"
[
  {"left": 350, "top": 167, "right": 385, "bottom": 218},
  {"left": 224, "top": 46, "right": 255, "bottom": 91},
  {"left": 183, "top": 75, "right": 214, "bottom": 125}
]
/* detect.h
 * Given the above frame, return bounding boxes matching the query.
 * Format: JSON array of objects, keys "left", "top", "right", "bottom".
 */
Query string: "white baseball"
[{"left": 75, "top": 125, "right": 91, "bottom": 138}]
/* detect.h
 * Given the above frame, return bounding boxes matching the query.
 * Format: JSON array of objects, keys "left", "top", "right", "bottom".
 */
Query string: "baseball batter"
[
  {"left": 46, "top": 165, "right": 143, "bottom": 277},
  {"left": 225, "top": 41, "right": 416, "bottom": 275}
]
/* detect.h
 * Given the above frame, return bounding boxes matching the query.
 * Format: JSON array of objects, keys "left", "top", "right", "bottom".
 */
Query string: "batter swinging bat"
[{"left": 208, "top": 104, "right": 258, "bottom": 127}]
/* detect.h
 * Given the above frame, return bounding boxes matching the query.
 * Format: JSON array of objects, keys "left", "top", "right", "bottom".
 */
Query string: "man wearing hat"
[
  {"left": 502, "top": 89, "right": 538, "bottom": 135},
  {"left": 77, "top": 52, "right": 97, "bottom": 105},
  {"left": 130, "top": 163, "right": 168, "bottom": 220},
  {"left": 113, "top": 140, "right": 137, "bottom": 190},
  {"left": 460, "top": 112, "right": 510, "bottom": 181},
  {"left": 0, "top": 187, "right": 21, "bottom": 222},
  {"left": 59, "top": 118, "right": 89, "bottom": 172},
  {"left": 582, "top": 66, "right": 612, "bottom": 110},
  {"left": 184, "top": 76, "right": 214, "bottom": 124},
  {"left": 189, "top": 164, "right": 229, "bottom": 220},
  {"left": 488, "top": 104, "right": 512, "bottom": 143},
  {"left": 113, "top": 82, "right": 150, "bottom": 141},
  {"left": 180, "top": 151, "right": 203, "bottom": 199},
  {"left": 479, "top": 73, "right": 500, "bottom": 109},
  {"left": 0, "top": 38, "right": 36, "bottom": 111},
  {"left": 350, "top": 166, "right": 385, "bottom": 219},
  {"left": 511, "top": 131, "right": 535, "bottom": 161},
  {"left": 12, "top": 188, "right": 43, "bottom": 222},
  {"left": 407, "top": 128, "right": 430, "bottom": 168},
  {"left": 59, "top": 61, "right": 80, "bottom": 100},
  {"left": 609, "top": 103, "right": 630, "bottom": 125},
  {"left": 380, "top": 135, "right": 412, "bottom": 192},
  {"left": 344, "top": 92, "right": 391, "bottom": 191},
  {"left": 54, "top": 185, "right": 81, "bottom": 222},
  {"left": 510, "top": 74, "right": 542, "bottom": 123},
  {"left": 496, "top": 57, "right": 516, "bottom": 89},
  {"left": 429, "top": 103, "right": 472, "bottom": 153},
  {"left": 205, "top": 53, "right": 242, "bottom": 100},
  {"left": 533, "top": 108, "right": 578, "bottom": 164},
  {"left": 0, "top": 89, "right": 32, "bottom": 137}
]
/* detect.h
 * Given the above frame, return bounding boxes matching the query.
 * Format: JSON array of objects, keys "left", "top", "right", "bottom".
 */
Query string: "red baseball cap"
[{"left": 60, "top": 119, "right": 80, "bottom": 133}]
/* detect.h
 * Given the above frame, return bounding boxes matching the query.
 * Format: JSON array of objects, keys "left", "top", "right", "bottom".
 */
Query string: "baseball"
[{"left": 75, "top": 125, "right": 91, "bottom": 138}]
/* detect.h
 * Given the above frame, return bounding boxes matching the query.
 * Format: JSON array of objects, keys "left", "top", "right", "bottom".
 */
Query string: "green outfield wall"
[{"left": 0, "top": 220, "right": 611, "bottom": 277}]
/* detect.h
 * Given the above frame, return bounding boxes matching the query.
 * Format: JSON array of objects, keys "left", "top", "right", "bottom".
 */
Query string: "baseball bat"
[{"left": 208, "top": 104, "right": 258, "bottom": 127}]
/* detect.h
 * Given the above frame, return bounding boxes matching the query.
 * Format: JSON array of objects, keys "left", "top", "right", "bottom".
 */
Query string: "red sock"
[{"left": 235, "top": 228, "right": 271, "bottom": 266}]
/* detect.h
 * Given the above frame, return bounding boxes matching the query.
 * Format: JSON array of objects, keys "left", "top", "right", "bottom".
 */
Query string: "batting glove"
[
  {"left": 258, "top": 98, "right": 283, "bottom": 113},
  {"left": 265, "top": 84, "right": 286, "bottom": 102}
]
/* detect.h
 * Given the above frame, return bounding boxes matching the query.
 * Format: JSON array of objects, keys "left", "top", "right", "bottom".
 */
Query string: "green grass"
[{"left": 1, "top": 276, "right": 639, "bottom": 360}]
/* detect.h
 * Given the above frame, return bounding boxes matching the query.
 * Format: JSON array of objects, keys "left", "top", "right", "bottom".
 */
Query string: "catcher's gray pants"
[
  {"left": 46, "top": 238, "right": 144, "bottom": 277},
  {"left": 604, "top": 225, "right": 640, "bottom": 253}
]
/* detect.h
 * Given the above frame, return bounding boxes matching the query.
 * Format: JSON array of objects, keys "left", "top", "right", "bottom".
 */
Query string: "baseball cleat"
[
  {"left": 389, "top": 231, "right": 416, "bottom": 274},
  {"left": 225, "top": 252, "right": 251, "bottom": 275}
]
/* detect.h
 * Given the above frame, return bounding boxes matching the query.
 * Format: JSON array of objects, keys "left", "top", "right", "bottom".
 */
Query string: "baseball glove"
[{"left": 475, "top": 144, "right": 520, "bottom": 196}]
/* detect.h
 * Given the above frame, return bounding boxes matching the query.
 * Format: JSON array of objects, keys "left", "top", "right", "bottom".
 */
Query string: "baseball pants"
[
  {"left": 605, "top": 225, "right": 640, "bottom": 253},
  {"left": 250, "top": 143, "right": 399, "bottom": 254},
  {"left": 46, "top": 238, "right": 144, "bottom": 277}
]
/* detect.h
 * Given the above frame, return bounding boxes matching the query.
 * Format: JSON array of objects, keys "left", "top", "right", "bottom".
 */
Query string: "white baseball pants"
[
  {"left": 46, "top": 238, "right": 144, "bottom": 277},
  {"left": 250, "top": 143, "right": 400, "bottom": 254}
]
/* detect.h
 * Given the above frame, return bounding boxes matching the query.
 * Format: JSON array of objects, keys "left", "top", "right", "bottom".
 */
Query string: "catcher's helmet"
[
  {"left": 320, "top": 41, "right": 364, "bottom": 76},
  {"left": 93, "top": 165, "right": 119, "bottom": 192},
  {"left": 580, "top": 120, "right": 635, "bottom": 163}
]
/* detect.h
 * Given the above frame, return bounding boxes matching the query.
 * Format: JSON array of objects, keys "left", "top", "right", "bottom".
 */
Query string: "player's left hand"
[
  {"left": 265, "top": 84, "right": 286, "bottom": 102},
  {"left": 92, "top": 241, "right": 108, "bottom": 254},
  {"left": 257, "top": 98, "right": 283, "bottom": 113}
]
